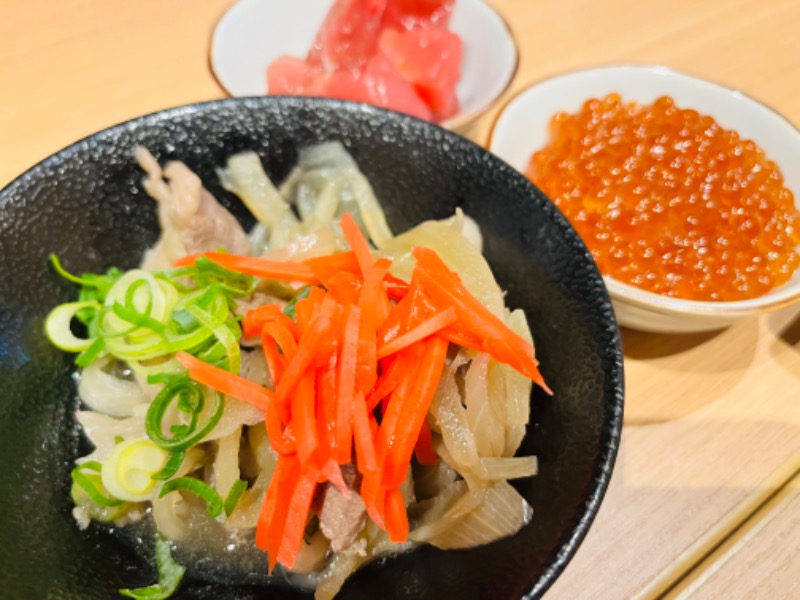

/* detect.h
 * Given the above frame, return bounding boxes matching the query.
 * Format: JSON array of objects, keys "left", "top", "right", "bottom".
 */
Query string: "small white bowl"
[
  {"left": 489, "top": 65, "right": 800, "bottom": 333},
  {"left": 210, "top": 0, "right": 518, "bottom": 132}
]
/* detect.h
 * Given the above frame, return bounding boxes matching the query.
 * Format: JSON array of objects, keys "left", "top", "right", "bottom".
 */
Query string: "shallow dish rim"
[
  {"left": 206, "top": 0, "right": 521, "bottom": 132},
  {"left": 487, "top": 63, "right": 800, "bottom": 317}
]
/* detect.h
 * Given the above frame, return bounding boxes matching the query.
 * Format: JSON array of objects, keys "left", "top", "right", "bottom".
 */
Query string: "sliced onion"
[
  {"left": 76, "top": 407, "right": 148, "bottom": 463},
  {"left": 415, "top": 481, "right": 532, "bottom": 549},
  {"left": 344, "top": 169, "right": 393, "bottom": 248},
  {"left": 261, "top": 227, "right": 343, "bottom": 262},
  {"left": 212, "top": 428, "right": 241, "bottom": 499},
  {"left": 225, "top": 426, "right": 276, "bottom": 529},
  {"left": 503, "top": 308, "right": 534, "bottom": 456},
  {"left": 218, "top": 152, "right": 297, "bottom": 230},
  {"left": 313, "top": 551, "right": 363, "bottom": 600},
  {"left": 298, "top": 141, "right": 358, "bottom": 171},
  {"left": 464, "top": 353, "right": 505, "bottom": 458},
  {"left": 409, "top": 479, "right": 468, "bottom": 531},
  {"left": 305, "top": 182, "right": 340, "bottom": 232},
  {"left": 140, "top": 229, "right": 187, "bottom": 272},
  {"left": 408, "top": 484, "right": 486, "bottom": 543},
  {"left": 240, "top": 347, "right": 271, "bottom": 388},
  {"left": 292, "top": 529, "right": 331, "bottom": 575},
  {"left": 78, "top": 357, "right": 148, "bottom": 417},
  {"left": 429, "top": 352, "right": 479, "bottom": 468},
  {"left": 442, "top": 209, "right": 483, "bottom": 252},
  {"left": 413, "top": 460, "right": 458, "bottom": 501},
  {"left": 379, "top": 219, "right": 504, "bottom": 316},
  {"left": 247, "top": 422, "right": 276, "bottom": 472},
  {"left": 477, "top": 456, "right": 538, "bottom": 480},
  {"left": 292, "top": 171, "right": 338, "bottom": 225},
  {"left": 152, "top": 487, "right": 191, "bottom": 541},
  {"left": 151, "top": 446, "right": 206, "bottom": 541},
  {"left": 224, "top": 469, "right": 270, "bottom": 529},
  {"left": 269, "top": 212, "right": 306, "bottom": 251},
  {"left": 282, "top": 142, "right": 394, "bottom": 247},
  {"left": 202, "top": 396, "right": 264, "bottom": 443}
]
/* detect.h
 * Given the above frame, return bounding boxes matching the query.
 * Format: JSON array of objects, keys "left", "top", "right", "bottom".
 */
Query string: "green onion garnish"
[
  {"left": 151, "top": 450, "right": 186, "bottom": 481},
  {"left": 119, "top": 534, "right": 185, "bottom": 600},
  {"left": 223, "top": 479, "right": 248, "bottom": 517},
  {"left": 283, "top": 285, "right": 314, "bottom": 319},
  {"left": 50, "top": 254, "right": 122, "bottom": 296},
  {"left": 159, "top": 477, "right": 224, "bottom": 518},
  {"left": 111, "top": 302, "right": 167, "bottom": 335},
  {"left": 48, "top": 253, "right": 251, "bottom": 370},
  {"left": 71, "top": 461, "right": 124, "bottom": 507},
  {"left": 192, "top": 256, "right": 256, "bottom": 298},
  {"left": 187, "top": 304, "right": 241, "bottom": 374},
  {"left": 145, "top": 374, "right": 224, "bottom": 452},
  {"left": 75, "top": 336, "right": 106, "bottom": 367},
  {"left": 157, "top": 477, "right": 248, "bottom": 519}
]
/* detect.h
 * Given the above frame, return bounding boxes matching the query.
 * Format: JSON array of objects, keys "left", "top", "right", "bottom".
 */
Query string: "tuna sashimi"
[
  {"left": 307, "top": 0, "right": 388, "bottom": 71},
  {"left": 267, "top": 55, "right": 326, "bottom": 95},
  {"left": 265, "top": 0, "right": 462, "bottom": 123},
  {"left": 325, "top": 53, "right": 433, "bottom": 121},
  {"left": 381, "top": 0, "right": 454, "bottom": 31},
  {"left": 378, "top": 27, "right": 461, "bottom": 120}
]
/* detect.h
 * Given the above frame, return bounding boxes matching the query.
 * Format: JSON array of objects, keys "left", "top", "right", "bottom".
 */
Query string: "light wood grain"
[
  {"left": 547, "top": 306, "right": 800, "bottom": 599},
  {"left": 667, "top": 457, "right": 800, "bottom": 600},
  {"left": 2, "top": 0, "right": 800, "bottom": 597},
  {"left": 0, "top": 0, "right": 230, "bottom": 186}
]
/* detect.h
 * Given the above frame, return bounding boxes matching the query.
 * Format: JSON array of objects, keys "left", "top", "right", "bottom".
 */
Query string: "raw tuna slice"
[
  {"left": 381, "top": 0, "right": 454, "bottom": 30},
  {"left": 378, "top": 27, "right": 461, "bottom": 119},
  {"left": 307, "top": 0, "right": 388, "bottom": 71},
  {"left": 267, "top": 55, "right": 326, "bottom": 95},
  {"left": 324, "top": 52, "right": 432, "bottom": 121}
]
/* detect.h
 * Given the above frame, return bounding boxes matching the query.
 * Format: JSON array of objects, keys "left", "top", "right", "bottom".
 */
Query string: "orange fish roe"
[{"left": 526, "top": 94, "right": 800, "bottom": 301}]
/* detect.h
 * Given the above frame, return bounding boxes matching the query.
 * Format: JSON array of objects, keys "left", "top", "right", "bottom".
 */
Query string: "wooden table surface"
[{"left": 2, "top": 0, "right": 799, "bottom": 597}]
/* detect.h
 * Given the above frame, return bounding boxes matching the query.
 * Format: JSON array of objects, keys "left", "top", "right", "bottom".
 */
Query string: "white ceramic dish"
[
  {"left": 489, "top": 65, "right": 800, "bottom": 333},
  {"left": 210, "top": 0, "right": 518, "bottom": 132}
]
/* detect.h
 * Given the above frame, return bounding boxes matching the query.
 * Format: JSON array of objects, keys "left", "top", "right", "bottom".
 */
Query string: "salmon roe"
[{"left": 526, "top": 94, "right": 800, "bottom": 301}]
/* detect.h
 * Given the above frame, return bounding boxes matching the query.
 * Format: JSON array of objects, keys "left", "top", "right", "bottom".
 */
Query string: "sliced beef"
[
  {"left": 318, "top": 464, "right": 367, "bottom": 553},
  {"left": 135, "top": 147, "right": 251, "bottom": 271}
]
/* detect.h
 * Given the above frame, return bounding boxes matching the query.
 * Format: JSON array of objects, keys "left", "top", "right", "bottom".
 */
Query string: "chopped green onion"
[
  {"left": 50, "top": 254, "right": 122, "bottom": 296},
  {"left": 101, "top": 439, "right": 169, "bottom": 502},
  {"left": 145, "top": 375, "right": 224, "bottom": 452},
  {"left": 193, "top": 256, "right": 256, "bottom": 298},
  {"left": 97, "top": 305, "right": 140, "bottom": 340},
  {"left": 283, "top": 285, "right": 313, "bottom": 319},
  {"left": 47, "top": 252, "right": 249, "bottom": 371},
  {"left": 187, "top": 304, "right": 241, "bottom": 374},
  {"left": 50, "top": 254, "right": 90, "bottom": 286},
  {"left": 45, "top": 300, "right": 101, "bottom": 352},
  {"left": 125, "top": 278, "right": 155, "bottom": 318},
  {"left": 193, "top": 338, "right": 228, "bottom": 367},
  {"left": 223, "top": 479, "right": 248, "bottom": 517},
  {"left": 75, "top": 336, "right": 106, "bottom": 368},
  {"left": 111, "top": 302, "right": 167, "bottom": 334},
  {"left": 71, "top": 461, "right": 124, "bottom": 507},
  {"left": 170, "top": 309, "right": 197, "bottom": 334},
  {"left": 151, "top": 450, "right": 186, "bottom": 481},
  {"left": 159, "top": 477, "right": 224, "bottom": 518},
  {"left": 119, "top": 535, "right": 185, "bottom": 600}
]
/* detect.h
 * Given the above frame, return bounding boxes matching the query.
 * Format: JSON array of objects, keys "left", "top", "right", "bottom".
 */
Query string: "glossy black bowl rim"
[{"left": 0, "top": 95, "right": 625, "bottom": 599}]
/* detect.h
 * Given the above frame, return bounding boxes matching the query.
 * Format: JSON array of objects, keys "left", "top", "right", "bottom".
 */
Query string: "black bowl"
[{"left": 0, "top": 97, "right": 623, "bottom": 599}]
